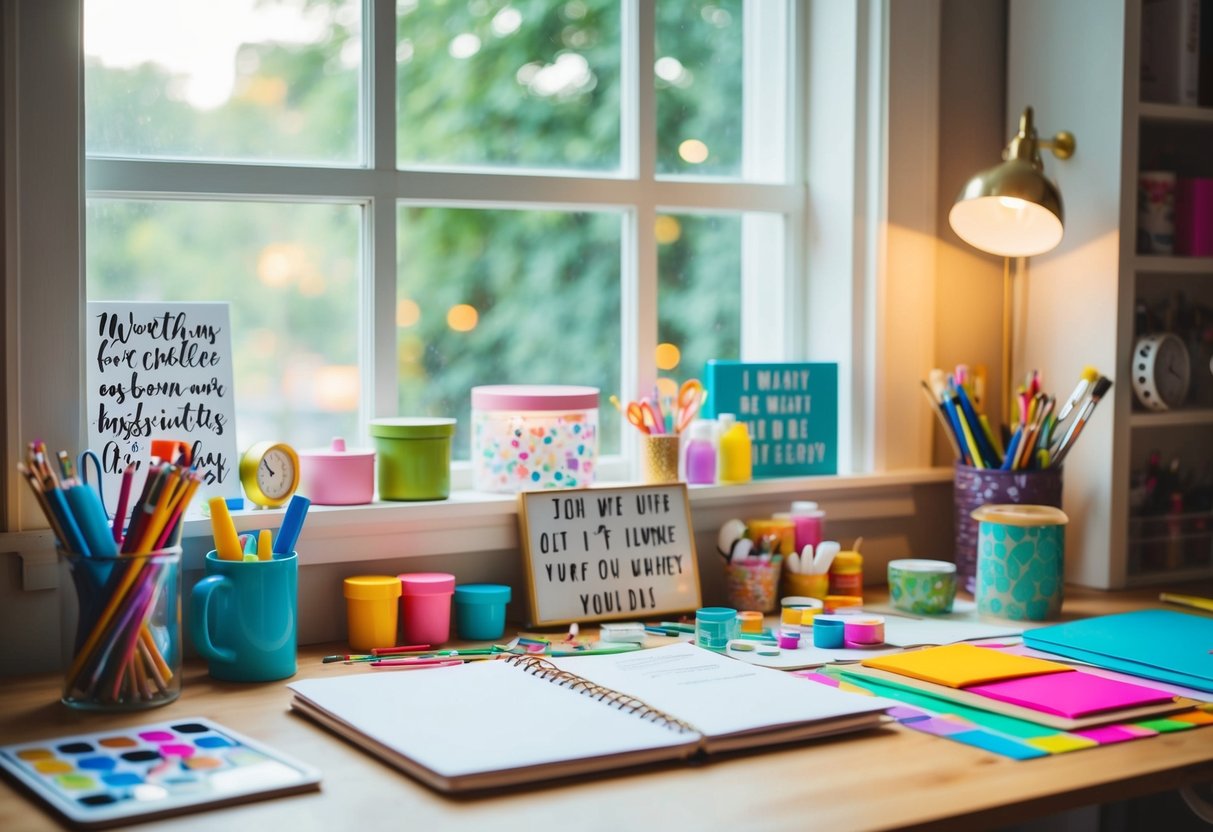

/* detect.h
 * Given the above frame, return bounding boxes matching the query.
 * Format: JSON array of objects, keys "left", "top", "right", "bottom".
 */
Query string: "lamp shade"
[
  {"left": 948, "top": 161, "right": 1065, "bottom": 257},
  {"left": 948, "top": 107, "right": 1073, "bottom": 258}
]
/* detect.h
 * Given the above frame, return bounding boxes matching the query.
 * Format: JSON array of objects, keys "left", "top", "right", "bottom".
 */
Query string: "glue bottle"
[
  {"left": 828, "top": 538, "right": 864, "bottom": 597},
  {"left": 684, "top": 420, "right": 717, "bottom": 485},
  {"left": 788, "top": 501, "right": 825, "bottom": 553},
  {"left": 717, "top": 414, "right": 752, "bottom": 483}
]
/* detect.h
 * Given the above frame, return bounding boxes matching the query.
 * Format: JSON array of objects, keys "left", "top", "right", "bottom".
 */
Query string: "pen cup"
[
  {"left": 724, "top": 560, "right": 782, "bottom": 613},
  {"left": 641, "top": 434, "right": 681, "bottom": 484},
  {"left": 973, "top": 505, "right": 1069, "bottom": 621},
  {"left": 781, "top": 570, "right": 829, "bottom": 601},
  {"left": 189, "top": 550, "right": 298, "bottom": 682},
  {"left": 59, "top": 546, "right": 182, "bottom": 711},
  {"left": 953, "top": 463, "right": 1062, "bottom": 594}
]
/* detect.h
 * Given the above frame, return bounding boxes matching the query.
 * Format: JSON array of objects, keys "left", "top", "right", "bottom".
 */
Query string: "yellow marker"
[
  {"left": 208, "top": 496, "right": 243, "bottom": 561},
  {"left": 955, "top": 406, "right": 984, "bottom": 469},
  {"left": 258, "top": 529, "right": 274, "bottom": 561},
  {"left": 1160, "top": 592, "right": 1213, "bottom": 613}
]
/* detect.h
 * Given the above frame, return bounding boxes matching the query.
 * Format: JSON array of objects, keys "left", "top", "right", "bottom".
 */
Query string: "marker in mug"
[
  {"left": 209, "top": 496, "right": 243, "bottom": 561},
  {"left": 273, "top": 494, "right": 311, "bottom": 557}
]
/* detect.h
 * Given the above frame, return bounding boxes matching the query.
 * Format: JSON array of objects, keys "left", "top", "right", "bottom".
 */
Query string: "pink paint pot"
[
  {"left": 297, "top": 437, "right": 375, "bottom": 506},
  {"left": 398, "top": 572, "right": 456, "bottom": 646}
]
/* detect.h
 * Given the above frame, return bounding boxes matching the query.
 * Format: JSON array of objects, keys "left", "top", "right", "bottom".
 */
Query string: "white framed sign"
[
  {"left": 518, "top": 484, "right": 702, "bottom": 627},
  {"left": 85, "top": 301, "right": 241, "bottom": 517}
]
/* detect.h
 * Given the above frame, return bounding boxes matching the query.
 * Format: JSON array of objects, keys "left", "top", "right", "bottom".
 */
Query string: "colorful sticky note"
[
  {"left": 861, "top": 643, "right": 1072, "bottom": 688},
  {"left": 965, "top": 670, "right": 1176, "bottom": 718},
  {"left": 948, "top": 730, "right": 1049, "bottom": 760},
  {"left": 1073, "top": 724, "right": 1157, "bottom": 745},
  {"left": 1024, "top": 734, "right": 1099, "bottom": 753},
  {"left": 907, "top": 717, "right": 973, "bottom": 737},
  {"left": 1169, "top": 710, "right": 1213, "bottom": 725},
  {"left": 1135, "top": 718, "right": 1196, "bottom": 733}
]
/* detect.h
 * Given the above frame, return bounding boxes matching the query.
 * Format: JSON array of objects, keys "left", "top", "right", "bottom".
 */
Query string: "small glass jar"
[
  {"left": 471, "top": 385, "right": 599, "bottom": 493},
  {"left": 695, "top": 607, "right": 739, "bottom": 652},
  {"left": 60, "top": 546, "right": 182, "bottom": 711}
]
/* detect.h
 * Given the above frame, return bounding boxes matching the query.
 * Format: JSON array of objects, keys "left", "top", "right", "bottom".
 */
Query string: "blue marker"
[{"left": 273, "top": 494, "right": 311, "bottom": 557}]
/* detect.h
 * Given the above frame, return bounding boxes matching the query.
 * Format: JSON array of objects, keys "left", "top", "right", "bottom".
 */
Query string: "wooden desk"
[{"left": 2, "top": 586, "right": 1211, "bottom": 832}]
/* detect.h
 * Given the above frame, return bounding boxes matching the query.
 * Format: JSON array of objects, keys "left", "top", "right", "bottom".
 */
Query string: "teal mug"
[
  {"left": 189, "top": 550, "right": 298, "bottom": 682},
  {"left": 973, "top": 505, "right": 1069, "bottom": 621}
]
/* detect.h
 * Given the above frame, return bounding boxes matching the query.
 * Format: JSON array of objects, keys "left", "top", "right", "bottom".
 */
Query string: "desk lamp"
[{"left": 948, "top": 106, "right": 1076, "bottom": 425}]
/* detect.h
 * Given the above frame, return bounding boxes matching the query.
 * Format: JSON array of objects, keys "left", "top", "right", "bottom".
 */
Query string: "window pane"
[
  {"left": 656, "top": 1, "right": 788, "bottom": 180},
  {"left": 397, "top": 0, "right": 621, "bottom": 171},
  {"left": 397, "top": 207, "right": 621, "bottom": 459},
  {"left": 657, "top": 213, "right": 741, "bottom": 380},
  {"left": 84, "top": 0, "right": 361, "bottom": 164},
  {"left": 86, "top": 199, "right": 361, "bottom": 452}
]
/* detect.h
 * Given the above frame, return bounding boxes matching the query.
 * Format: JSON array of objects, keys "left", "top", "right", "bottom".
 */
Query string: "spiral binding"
[{"left": 503, "top": 654, "right": 698, "bottom": 735}]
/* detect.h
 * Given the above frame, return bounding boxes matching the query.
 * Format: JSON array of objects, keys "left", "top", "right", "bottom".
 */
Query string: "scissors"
[
  {"left": 77, "top": 449, "right": 107, "bottom": 510},
  {"left": 675, "top": 379, "right": 706, "bottom": 433},
  {"left": 626, "top": 400, "right": 662, "bottom": 435}
]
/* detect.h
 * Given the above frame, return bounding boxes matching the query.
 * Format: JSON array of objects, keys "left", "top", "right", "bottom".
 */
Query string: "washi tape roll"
[
  {"left": 781, "top": 607, "right": 803, "bottom": 626},
  {"left": 843, "top": 616, "right": 885, "bottom": 645},
  {"left": 887, "top": 558, "right": 957, "bottom": 615},
  {"left": 813, "top": 617, "right": 845, "bottom": 648},
  {"left": 777, "top": 631, "right": 801, "bottom": 649},
  {"left": 800, "top": 607, "right": 821, "bottom": 625},
  {"left": 780, "top": 596, "right": 825, "bottom": 611},
  {"left": 739, "top": 610, "right": 765, "bottom": 633},
  {"left": 823, "top": 595, "right": 863, "bottom": 613}
]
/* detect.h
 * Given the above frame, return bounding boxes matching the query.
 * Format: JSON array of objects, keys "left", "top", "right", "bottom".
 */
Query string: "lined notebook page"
[
  {"left": 289, "top": 661, "right": 697, "bottom": 778},
  {"left": 551, "top": 642, "right": 890, "bottom": 739}
]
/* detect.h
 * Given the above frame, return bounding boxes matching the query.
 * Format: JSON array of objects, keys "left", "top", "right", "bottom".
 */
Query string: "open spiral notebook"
[{"left": 288, "top": 642, "right": 891, "bottom": 793}]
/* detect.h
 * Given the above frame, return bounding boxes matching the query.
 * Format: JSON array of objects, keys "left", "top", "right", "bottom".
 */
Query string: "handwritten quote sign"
[
  {"left": 518, "top": 484, "right": 701, "bottom": 627},
  {"left": 704, "top": 361, "right": 838, "bottom": 477},
  {"left": 85, "top": 301, "right": 241, "bottom": 516}
]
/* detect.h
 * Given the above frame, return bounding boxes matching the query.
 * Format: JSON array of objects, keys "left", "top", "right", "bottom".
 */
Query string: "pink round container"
[
  {"left": 297, "top": 437, "right": 375, "bottom": 506},
  {"left": 398, "top": 572, "right": 456, "bottom": 646}
]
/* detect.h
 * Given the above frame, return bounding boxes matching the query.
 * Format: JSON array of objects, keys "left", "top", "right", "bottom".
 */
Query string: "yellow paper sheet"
[{"left": 861, "top": 643, "right": 1072, "bottom": 688}]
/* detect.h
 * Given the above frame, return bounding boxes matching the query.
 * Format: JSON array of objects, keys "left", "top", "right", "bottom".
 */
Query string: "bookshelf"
[{"left": 1009, "top": 0, "right": 1213, "bottom": 588}]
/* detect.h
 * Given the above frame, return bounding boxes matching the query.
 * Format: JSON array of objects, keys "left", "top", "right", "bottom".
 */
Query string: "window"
[{"left": 82, "top": 0, "right": 802, "bottom": 478}]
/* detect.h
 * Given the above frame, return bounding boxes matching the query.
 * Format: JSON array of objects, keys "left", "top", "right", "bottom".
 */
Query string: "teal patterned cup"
[
  {"left": 973, "top": 505, "right": 1069, "bottom": 621},
  {"left": 887, "top": 559, "right": 957, "bottom": 615}
]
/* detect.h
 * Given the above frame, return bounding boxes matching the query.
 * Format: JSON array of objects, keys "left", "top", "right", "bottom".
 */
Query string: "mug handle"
[{"left": 190, "top": 575, "right": 237, "bottom": 663}]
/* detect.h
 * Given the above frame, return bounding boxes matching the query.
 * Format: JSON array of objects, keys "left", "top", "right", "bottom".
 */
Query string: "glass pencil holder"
[
  {"left": 724, "top": 559, "right": 783, "bottom": 613},
  {"left": 59, "top": 546, "right": 182, "bottom": 711}
]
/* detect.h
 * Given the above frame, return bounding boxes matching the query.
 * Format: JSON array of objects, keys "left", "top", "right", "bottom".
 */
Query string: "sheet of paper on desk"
[
  {"left": 878, "top": 614, "right": 1023, "bottom": 647},
  {"left": 725, "top": 642, "right": 903, "bottom": 670}
]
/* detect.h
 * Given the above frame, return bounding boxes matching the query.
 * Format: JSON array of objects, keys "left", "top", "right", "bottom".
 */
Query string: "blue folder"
[{"left": 1023, "top": 610, "right": 1213, "bottom": 693}]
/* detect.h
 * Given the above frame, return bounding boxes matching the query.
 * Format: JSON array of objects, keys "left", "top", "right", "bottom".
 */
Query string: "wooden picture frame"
[{"left": 517, "top": 484, "right": 701, "bottom": 627}]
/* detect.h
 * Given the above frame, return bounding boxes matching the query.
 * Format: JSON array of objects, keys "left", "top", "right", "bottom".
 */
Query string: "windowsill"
[
  {"left": 2, "top": 469, "right": 954, "bottom": 586},
  {"left": 188, "top": 467, "right": 954, "bottom": 563}
]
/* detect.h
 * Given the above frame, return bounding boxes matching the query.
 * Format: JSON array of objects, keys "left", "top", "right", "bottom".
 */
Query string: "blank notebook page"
[{"left": 289, "top": 661, "right": 696, "bottom": 778}]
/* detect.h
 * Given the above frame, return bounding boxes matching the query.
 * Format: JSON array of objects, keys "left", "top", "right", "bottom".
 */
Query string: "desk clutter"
[{"left": 9, "top": 438, "right": 1213, "bottom": 822}]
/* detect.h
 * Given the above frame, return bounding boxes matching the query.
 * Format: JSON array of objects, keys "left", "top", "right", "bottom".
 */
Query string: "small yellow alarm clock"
[{"left": 239, "top": 441, "right": 300, "bottom": 508}]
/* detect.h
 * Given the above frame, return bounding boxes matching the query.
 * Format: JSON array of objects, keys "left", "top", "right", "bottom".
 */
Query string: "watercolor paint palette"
[{"left": 0, "top": 717, "right": 320, "bottom": 828}]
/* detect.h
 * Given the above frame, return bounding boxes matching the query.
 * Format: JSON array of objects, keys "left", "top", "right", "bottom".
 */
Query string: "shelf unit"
[{"left": 1009, "top": 0, "right": 1213, "bottom": 588}]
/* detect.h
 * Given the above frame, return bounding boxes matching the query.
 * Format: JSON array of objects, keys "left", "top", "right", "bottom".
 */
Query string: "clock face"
[
  {"left": 257, "top": 448, "right": 297, "bottom": 499},
  {"left": 1155, "top": 335, "right": 1191, "bottom": 409}
]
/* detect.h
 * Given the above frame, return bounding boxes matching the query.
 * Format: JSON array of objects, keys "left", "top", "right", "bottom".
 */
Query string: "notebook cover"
[
  {"left": 1023, "top": 610, "right": 1213, "bottom": 693},
  {"left": 860, "top": 643, "right": 1072, "bottom": 688},
  {"left": 965, "top": 671, "right": 1176, "bottom": 718}
]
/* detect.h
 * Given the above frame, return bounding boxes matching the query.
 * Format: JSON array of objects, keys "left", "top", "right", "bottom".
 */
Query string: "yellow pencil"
[{"left": 1160, "top": 592, "right": 1213, "bottom": 614}]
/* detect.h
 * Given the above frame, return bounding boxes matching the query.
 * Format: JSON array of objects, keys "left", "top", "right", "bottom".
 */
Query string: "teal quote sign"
[{"left": 703, "top": 361, "right": 838, "bottom": 477}]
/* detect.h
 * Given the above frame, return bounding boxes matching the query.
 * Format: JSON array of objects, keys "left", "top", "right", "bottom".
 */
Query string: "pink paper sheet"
[{"left": 965, "top": 671, "right": 1175, "bottom": 718}]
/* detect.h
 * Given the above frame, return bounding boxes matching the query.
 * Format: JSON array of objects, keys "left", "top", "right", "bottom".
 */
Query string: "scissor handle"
[{"left": 77, "top": 449, "right": 107, "bottom": 511}]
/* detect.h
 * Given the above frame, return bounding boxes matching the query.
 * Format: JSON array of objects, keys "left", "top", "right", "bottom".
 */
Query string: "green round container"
[{"left": 369, "top": 418, "right": 456, "bottom": 501}]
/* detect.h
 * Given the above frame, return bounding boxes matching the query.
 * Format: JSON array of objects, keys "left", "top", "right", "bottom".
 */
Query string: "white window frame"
[{"left": 4, "top": 0, "right": 948, "bottom": 587}]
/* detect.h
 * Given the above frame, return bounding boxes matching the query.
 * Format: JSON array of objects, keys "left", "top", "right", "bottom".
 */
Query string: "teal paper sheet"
[{"left": 1023, "top": 610, "right": 1213, "bottom": 693}]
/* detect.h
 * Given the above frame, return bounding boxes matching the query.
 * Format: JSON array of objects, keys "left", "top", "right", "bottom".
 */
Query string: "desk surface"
[{"left": 2, "top": 586, "right": 1212, "bottom": 832}]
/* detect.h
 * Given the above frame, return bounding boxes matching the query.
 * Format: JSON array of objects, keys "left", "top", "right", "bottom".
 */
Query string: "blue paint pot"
[{"left": 453, "top": 584, "right": 511, "bottom": 641}]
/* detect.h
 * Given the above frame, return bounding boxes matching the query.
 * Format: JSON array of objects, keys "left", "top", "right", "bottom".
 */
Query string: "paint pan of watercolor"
[{"left": 0, "top": 717, "right": 320, "bottom": 828}]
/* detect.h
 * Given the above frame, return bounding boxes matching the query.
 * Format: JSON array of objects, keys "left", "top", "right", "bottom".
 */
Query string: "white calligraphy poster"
[{"left": 86, "top": 301, "right": 241, "bottom": 518}]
